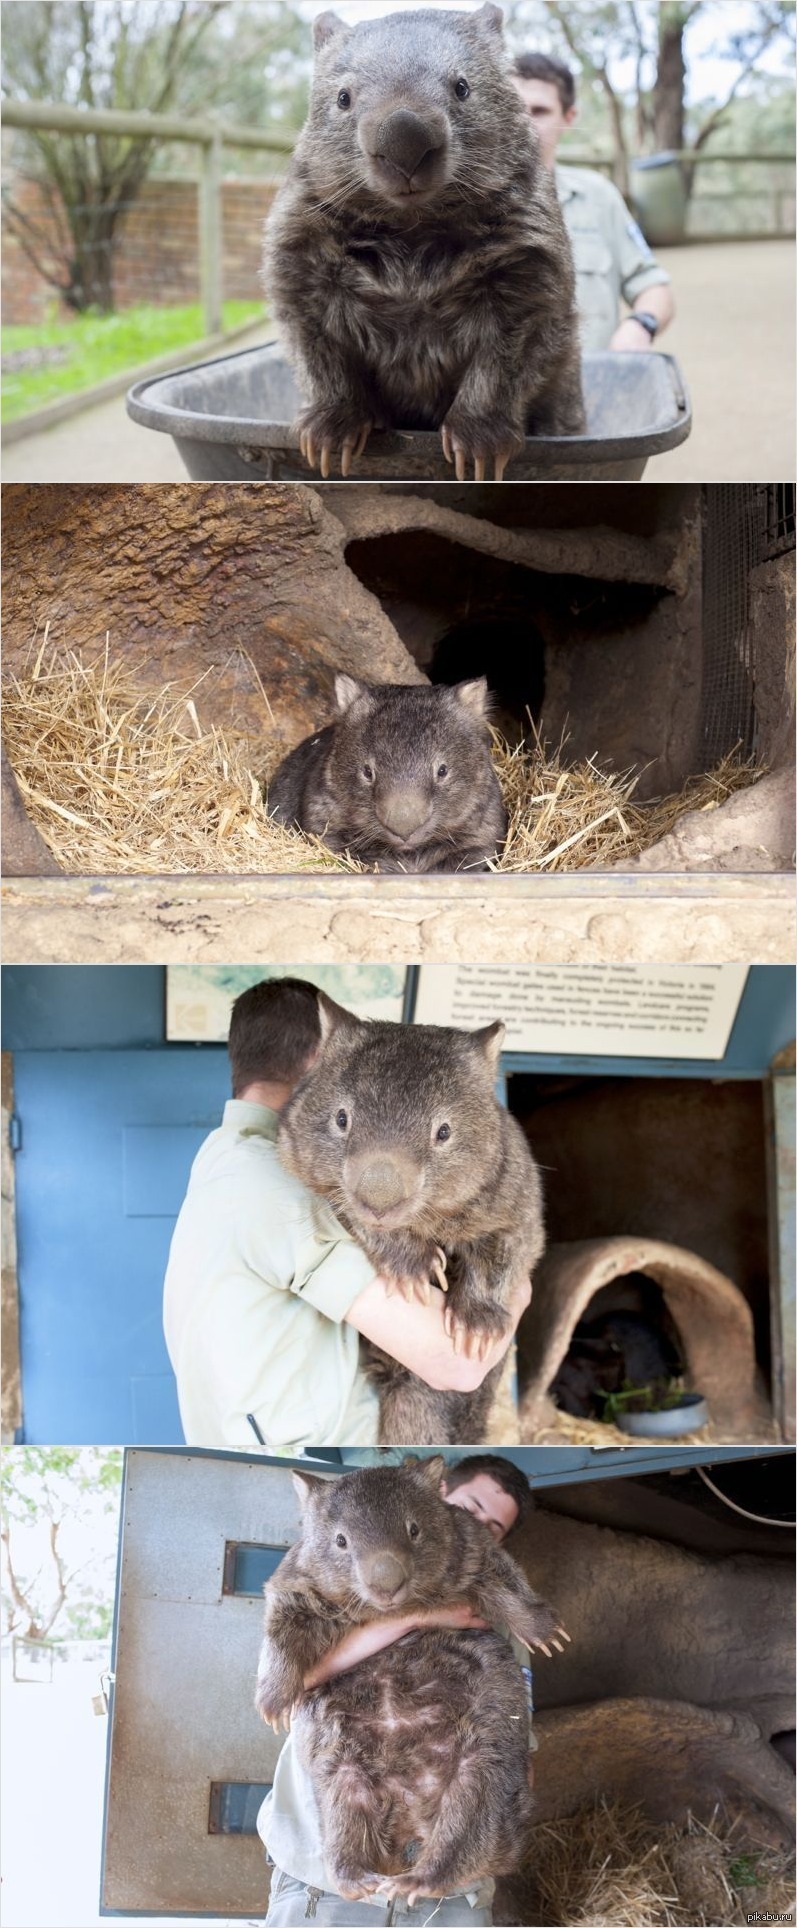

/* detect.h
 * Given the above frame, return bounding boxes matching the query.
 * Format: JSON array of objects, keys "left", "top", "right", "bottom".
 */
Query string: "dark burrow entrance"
[
  {"left": 506, "top": 1070, "right": 773, "bottom": 1397},
  {"left": 546, "top": 1272, "right": 685, "bottom": 1421},
  {"left": 344, "top": 530, "right": 677, "bottom": 781}
]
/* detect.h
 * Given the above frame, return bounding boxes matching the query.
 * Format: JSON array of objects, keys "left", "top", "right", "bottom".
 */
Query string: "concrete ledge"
[
  {"left": 2, "top": 871, "right": 794, "bottom": 965},
  {"left": 1, "top": 316, "right": 265, "bottom": 444}
]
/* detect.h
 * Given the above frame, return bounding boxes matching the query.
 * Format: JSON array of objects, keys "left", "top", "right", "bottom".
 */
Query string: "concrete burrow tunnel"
[{"left": 507, "top": 1070, "right": 776, "bottom": 1438}]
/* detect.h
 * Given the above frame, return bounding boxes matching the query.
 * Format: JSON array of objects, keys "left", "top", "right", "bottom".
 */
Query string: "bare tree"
[
  {"left": 505, "top": 0, "right": 795, "bottom": 194},
  {"left": 1, "top": 1447, "right": 122, "bottom": 1643},
  {"left": 1, "top": 1, "right": 224, "bottom": 313}
]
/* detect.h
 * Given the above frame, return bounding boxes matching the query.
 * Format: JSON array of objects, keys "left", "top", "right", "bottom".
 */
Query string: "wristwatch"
[{"left": 630, "top": 310, "right": 659, "bottom": 339}]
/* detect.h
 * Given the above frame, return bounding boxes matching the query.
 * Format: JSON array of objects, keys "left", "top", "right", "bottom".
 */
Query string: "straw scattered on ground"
[
  {"left": 525, "top": 1405, "right": 715, "bottom": 1449},
  {"left": 514, "top": 1800, "right": 796, "bottom": 1927},
  {"left": 3, "top": 644, "right": 765, "bottom": 877}
]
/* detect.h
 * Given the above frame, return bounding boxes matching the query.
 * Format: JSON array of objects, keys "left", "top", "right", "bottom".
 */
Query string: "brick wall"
[{"left": 2, "top": 173, "right": 277, "bottom": 325}]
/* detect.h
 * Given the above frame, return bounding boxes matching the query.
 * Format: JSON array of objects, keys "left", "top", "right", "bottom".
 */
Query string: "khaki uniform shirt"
[
  {"left": 162, "top": 1100, "right": 380, "bottom": 1451},
  {"left": 556, "top": 164, "right": 672, "bottom": 352}
]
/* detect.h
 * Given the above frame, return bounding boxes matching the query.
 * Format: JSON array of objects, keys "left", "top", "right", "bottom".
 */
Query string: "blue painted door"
[{"left": 12, "top": 1048, "right": 229, "bottom": 1444}]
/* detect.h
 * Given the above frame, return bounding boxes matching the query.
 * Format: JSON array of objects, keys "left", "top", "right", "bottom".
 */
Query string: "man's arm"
[
  {"left": 345, "top": 1272, "right": 531, "bottom": 1394},
  {"left": 303, "top": 1605, "right": 490, "bottom": 1688},
  {"left": 610, "top": 282, "right": 675, "bottom": 352}
]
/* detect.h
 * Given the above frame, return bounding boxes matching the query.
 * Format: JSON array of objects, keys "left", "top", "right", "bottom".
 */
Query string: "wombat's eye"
[
  {"left": 408, "top": 1521, "right": 420, "bottom": 1539},
  {"left": 455, "top": 77, "right": 470, "bottom": 100},
  {"left": 361, "top": 763, "right": 375, "bottom": 782},
  {"left": 436, "top": 1123, "right": 451, "bottom": 1143},
  {"left": 335, "top": 1107, "right": 348, "bottom": 1130},
  {"left": 337, "top": 89, "right": 352, "bottom": 109},
  {"left": 436, "top": 762, "right": 448, "bottom": 780},
  {"left": 335, "top": 1532, "right": 348, "bottom": 1548}
]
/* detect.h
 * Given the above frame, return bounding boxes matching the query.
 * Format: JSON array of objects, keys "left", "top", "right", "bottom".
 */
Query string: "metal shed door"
[
  {"left": 102, "top": 1448, "right": 299, "bottom": 1916},
  {"left": 11, "top": 1048, "right": 228, "bottom": 1442}
]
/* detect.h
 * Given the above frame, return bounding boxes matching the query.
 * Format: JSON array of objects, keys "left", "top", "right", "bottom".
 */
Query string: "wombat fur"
[
  {"left": 255, "top": 1457, "right": 561, "bottom": 1901},
  {"left": 263, "top": 4, "right": 585, "bottom": 479},
  {"left": 278, "top": 993, "right": 545, "bottom": 1443},
  {"left": 267, "top": 673, "right": 507, "bottom": 872}
]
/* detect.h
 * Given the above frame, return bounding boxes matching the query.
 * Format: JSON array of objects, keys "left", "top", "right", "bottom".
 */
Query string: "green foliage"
[
  {"left": 1, "top": 298, "right": 264, "bottom": 420},
  {"left": 729, "top": 1854, "right": 765, "bottom": 1890},
  {"left": 598, "top": 1378, "right": 687, "bottom": 1423}
]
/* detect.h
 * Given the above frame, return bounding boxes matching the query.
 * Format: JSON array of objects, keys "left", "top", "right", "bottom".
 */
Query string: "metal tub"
[{"left": 127, "top": 340, "right": 692, "bottom": 482}]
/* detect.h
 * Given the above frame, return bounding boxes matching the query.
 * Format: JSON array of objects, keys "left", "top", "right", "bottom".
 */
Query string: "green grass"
[{"left": 1, "top": 299, "right": 265, "bottom": 422}]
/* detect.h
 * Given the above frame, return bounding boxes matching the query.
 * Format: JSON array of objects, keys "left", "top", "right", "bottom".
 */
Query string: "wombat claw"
[
  {"left": 440, "top": 423, "right": 517, "bottom": 483},
  {"left": 442, "top": 1304, "right": 496, "bottom": 1362},
  {"left": 431, "top": 1246, "right": 449, "bottom": 1292},
  {"left": 298, "top": 419, "right": 371, "bottom": 478}
]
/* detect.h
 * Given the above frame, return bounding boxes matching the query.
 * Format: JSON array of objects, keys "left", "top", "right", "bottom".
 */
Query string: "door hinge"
[{"left": 8, "top": 1113, "right": 22, "bottom": 1153}]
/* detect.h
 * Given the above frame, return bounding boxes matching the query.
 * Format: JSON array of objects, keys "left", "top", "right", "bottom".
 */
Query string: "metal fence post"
[{"left": 200, "top": 126, "right": 224, "bottom": 336}]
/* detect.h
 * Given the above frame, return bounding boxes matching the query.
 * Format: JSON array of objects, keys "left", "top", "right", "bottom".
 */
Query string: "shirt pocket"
[{"left": 572, "top": 233, "right": 617, "bottom": 320}]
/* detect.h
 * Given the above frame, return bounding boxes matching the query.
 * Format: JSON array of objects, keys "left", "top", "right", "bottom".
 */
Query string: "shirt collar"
[{"left": 222, "top": 1098, "right": 280, "bottom": 1140}]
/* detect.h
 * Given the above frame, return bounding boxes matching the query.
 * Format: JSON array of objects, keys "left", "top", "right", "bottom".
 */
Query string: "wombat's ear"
[
  {"left": 313, "top": 10, "right": 346, "bottom": 50},
  {"left": 408, "top": 1454, "right": 447, "bottom": 1490},
  {"left": 334, "top": 672, "right": 375, "bottom": 715},
  {"left": 316, "top": 988, "right": 359, "bottom": 1048},
  {"left": 454, "top": 677, "right": 490, "bottom": 720},
  {"left": 470, "top": 1019, "right": 505, "bottom": 1070},
  {"left": 292, "top": 1469, "right": 330, "bottom": 1510},
  {"left": 474, "top": 1, "right": 504, "bottom": 35}
]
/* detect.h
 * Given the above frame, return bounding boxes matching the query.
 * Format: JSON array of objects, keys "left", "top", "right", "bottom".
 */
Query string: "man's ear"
[
  {"left": 470, "top": 1019, "right": 505, "bottom": 1073},
  {"left": 292, "top": 1469, "right": 330, "bottom": 1510},
  {"left": 313, "top": 10, "right": 346, "bottom": 51},
  {"left": 334, "top": 673, "right": 376, "bottom": 716}
]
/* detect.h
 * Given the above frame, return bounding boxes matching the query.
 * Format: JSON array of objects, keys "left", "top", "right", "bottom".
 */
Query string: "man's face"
[
  {"left": 512, "top": 75, "right": 576, "bottom": 170},
  {"left": 442, "top": 1473, "right": 519, "bottom": 1543}
]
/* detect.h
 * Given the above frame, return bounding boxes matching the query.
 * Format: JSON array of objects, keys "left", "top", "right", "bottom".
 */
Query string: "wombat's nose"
[
  {"left": 364, "top": 1552, "right": 408, "bottom": 1599},
  {"left": 372, "top": 109, "right": 446, "bottom": 182},
  {"left": 353, "top": 1158, "right": 411, "bottom": 1213},
  {"left": 377, "top": 790, "right": 431, "bottom": 840}
]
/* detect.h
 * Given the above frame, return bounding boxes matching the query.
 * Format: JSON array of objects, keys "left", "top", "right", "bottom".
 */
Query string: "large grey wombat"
[
  {"left": 263, "top": 4, "right": 585, "bottom": 477},
  {"left": 278, "top": 993, "right": 545, "bottom": 1442},
  {"left": 255, "top": 1457, "right": 565, "bottom": 1902}
]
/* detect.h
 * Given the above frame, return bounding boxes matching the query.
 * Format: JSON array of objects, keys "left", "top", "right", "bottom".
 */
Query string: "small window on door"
[
  {"left": 222, "top": 1541, "right": 287, "bottom": 1595},
  {"left": 208, "top": 1782, "right": 272, "bottom": 1835}
]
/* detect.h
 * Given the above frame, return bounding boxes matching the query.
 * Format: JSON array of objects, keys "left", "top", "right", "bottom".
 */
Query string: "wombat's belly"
[
  {"left": 333, "top": 280, "right": 475, "bottom": 426},
  {"left": 297, "top": 1627, "right": 531, "bottom": 1882}
]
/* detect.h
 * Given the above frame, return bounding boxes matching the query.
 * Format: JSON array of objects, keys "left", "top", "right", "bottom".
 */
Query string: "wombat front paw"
[
  {"left": 517, "top": 1604, "right": 572, "bottom": 1658},
  {"left": 440, "top": 409, "right": 524, "bottom": 482},
  {"left": 297, "top": 404, "right": 372, "bottom": 478},
  {"left": 443, "top": 1293, "right": 510, "bottom": 1362},
  {"left": 383, "top": 1246, "right": 449, "bottom": 1306}
]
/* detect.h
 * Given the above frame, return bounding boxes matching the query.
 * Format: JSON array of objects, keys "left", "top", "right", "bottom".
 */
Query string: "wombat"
[
  {"left": 550, "top": 1311, "right": 684, "bottom": 1421},
  {"left": 263, "top": 4, "right": 585, "bottom": 479},
  {"left": 255, "top": 1457, "right": 565, "bottom": 1902},
  {"left": 267, "top": 673, "right": 507, "bottom": 873},
  {"left": 278, "top": 993, "right": 545, "bottom": 1443}
]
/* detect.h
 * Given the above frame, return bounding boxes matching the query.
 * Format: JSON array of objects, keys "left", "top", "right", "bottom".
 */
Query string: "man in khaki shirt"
[
  {"left": 513, "top": 51, "right": 675, "bottom": 354},
  {"left": 163, "top": 979, "right": 529, "bottom": 1453}
]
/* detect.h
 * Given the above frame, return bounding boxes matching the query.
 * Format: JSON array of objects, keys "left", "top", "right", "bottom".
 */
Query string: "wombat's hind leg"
[{"left": 297, "top": 404, "right": 372, "bottom": 478}]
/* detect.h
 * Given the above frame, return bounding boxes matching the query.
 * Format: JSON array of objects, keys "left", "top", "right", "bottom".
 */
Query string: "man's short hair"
[
  {"left": 514, "top": 51, "right": 576, "bottom": 113},
  {"left": 228, "top": 976, "right": 320, "bottom": 1095},
  {"left": 444, "top": 1454, "right": 532, "bottom": 1534}
]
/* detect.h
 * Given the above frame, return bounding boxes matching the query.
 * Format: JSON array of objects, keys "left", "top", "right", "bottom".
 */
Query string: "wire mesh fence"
[{"left": 701, "top": 484, "right": 796, "bottom": 763}]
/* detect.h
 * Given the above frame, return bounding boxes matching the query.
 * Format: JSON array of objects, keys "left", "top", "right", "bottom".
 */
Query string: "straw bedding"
[
  {"left": 508, "top": 1800, "right": 796, "bottom": 1927},
  {"left": 3, "top": 645, "right": 764, "bottom": 877}
]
